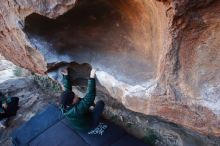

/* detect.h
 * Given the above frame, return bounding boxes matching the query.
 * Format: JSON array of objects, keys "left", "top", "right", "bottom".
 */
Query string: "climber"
[
  {"left": 0, "top": 92, "right": 19, "bottom": 128},
  {"left": 59, "top": 67, "right": 105, "bottom": 131}
]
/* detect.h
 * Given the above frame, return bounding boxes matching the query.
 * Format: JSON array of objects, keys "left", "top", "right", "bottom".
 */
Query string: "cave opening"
[{"left": 24, "top": 0, "right": 163, "bottom": 85}]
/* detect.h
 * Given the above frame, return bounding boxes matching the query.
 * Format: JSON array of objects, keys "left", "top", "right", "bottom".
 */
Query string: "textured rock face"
[{"left": 0, "top": 0, "right": 220, "bottom": 138}]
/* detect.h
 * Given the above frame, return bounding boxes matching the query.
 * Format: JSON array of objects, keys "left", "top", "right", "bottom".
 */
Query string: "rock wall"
[{"left": 0, "top": 0, "right": 220, "bottom": 138}]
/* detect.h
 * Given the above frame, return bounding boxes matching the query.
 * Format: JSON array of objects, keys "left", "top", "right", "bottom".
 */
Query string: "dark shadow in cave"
[{"left": 24, "top": 0, "right": 156, "bottom": 85}]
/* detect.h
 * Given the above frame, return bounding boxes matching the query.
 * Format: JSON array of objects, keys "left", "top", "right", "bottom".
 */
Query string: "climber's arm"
[{"left": 61, "top": 68, "right": 72, "bottom": 91}]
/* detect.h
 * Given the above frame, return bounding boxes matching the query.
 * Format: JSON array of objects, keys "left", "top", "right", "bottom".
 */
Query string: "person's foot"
[{"left": 0, "top": 119, "right": 8, "bottom": 128}]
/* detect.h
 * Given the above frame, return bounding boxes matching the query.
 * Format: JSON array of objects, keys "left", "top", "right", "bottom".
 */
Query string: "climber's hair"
[{"left": 60, "top": 91, "right": 75, "bottom": 109}]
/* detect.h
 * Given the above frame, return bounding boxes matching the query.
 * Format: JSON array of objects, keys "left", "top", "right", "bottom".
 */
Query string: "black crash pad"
[
  {"left": 11, "top": 104, "right": 63, "bottom": 146},
  {"left": 62, "top": 119, "right": 126, "bottom": 146},
  {"left": 11, "top": 104, "right": 149, "bottom": 146},
  {"left": 29, "top": 122, "right": 89, "bottom": 146}
]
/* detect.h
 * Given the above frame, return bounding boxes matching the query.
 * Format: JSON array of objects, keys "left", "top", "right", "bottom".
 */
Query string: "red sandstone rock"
[{"left": 0, "top": 0, "right": 220, "bottom": 137}]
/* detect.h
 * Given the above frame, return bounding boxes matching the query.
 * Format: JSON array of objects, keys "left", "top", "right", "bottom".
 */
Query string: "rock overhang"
[
  {"left": 0, "top": 0, "right": 220, "bottom": 138},
  {"left": 23, "top": 0, "right": 168, "bottom": 85}
]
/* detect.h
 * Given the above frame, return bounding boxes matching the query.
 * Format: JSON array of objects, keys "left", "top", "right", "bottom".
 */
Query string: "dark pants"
[
  {"left": 90, "top": 100, "right": 105, "bottom": 127},
  {"left": 0, "top": 97, "right": 19, "bottom": 120}
]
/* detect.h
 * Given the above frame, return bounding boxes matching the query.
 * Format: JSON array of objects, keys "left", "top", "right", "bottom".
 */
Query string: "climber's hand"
[
  {"left": 2, "top": 103, "right": 8, "bottom": 109},
  {"left": 60, "top": 68, "right": 68, "bottom": 76},
  {"left": 90, "top": 68, "right": 96, "bottom": 78}
]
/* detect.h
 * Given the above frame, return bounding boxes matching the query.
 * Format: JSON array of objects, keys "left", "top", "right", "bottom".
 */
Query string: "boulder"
[{"left": 0, "top": 0, "right": 220, "bottom": 137}]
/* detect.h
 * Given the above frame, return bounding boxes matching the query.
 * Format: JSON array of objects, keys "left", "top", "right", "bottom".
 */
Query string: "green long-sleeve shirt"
[
  {"left": 61, "top": 75, "right": 72, "bottom": 92},
  {"left": 61, "top": 76, "right": 96, "bottom": 131}
]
